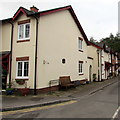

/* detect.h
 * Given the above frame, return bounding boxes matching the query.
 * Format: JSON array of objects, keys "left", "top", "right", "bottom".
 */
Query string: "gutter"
[{"left": 33, "top": 15, "right": 39, "bottom": 95}]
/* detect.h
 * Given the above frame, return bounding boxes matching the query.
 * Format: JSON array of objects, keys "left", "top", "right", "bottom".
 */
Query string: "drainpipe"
[
  {"left": 8, "top": 20, "right": 14, "bottom": 88},
  {"left": 33, "top": 15, "right": 39, "bottom": 95},
  {"left": 100, "top": 49, "right": 102, "bottom": 81},
  {"left": 97, "top": 49, "right": 100, "bottom": 81},
  {"left": 111, "top": 52, "right": 113, "bottom": 76}
]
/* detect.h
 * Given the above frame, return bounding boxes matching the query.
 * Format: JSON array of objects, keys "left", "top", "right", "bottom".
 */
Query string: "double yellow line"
[{"left": 1, "top": 100, "right": 77, "bottom": 116}]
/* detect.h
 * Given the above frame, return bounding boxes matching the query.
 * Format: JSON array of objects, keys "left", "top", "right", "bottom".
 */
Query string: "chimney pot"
[{"left": 30, "top": 5, "right": 39, "bottom": 12}]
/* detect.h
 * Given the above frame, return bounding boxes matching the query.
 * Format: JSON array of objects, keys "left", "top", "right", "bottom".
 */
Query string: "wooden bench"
[{"left": 59, "top": 76, "right": 75, "bottom": 89}]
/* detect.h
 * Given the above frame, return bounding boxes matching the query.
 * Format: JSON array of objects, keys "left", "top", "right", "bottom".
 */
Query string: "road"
[{"left": 2, "top": 78, "right": 119, "bottom": 119}]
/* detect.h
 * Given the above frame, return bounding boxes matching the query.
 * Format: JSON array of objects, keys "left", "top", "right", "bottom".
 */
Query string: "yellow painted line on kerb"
[{"left": 1, "top": 100, "right": 77, "bottom": 116}]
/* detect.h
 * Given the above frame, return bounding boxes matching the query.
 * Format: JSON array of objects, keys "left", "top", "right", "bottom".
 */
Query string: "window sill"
[
  {"left": 17, "top": 39, "right": 30, "bottom": 43},
  {"left": 15, "top": 78, "right": 29, "bottom": 80},
  {"left": 78, "top": 49, "right": 83, "bottom": 52},
  {"left": 79, "top": 73, "right": 84, "bottom": 76}
]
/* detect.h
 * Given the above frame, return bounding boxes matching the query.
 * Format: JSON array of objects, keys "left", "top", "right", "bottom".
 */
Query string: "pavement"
[{"left": 1, "top": 76, "right": 119, "bottom": 112}]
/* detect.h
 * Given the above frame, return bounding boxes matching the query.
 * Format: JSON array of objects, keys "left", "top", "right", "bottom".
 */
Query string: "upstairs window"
[
  {"left": 19, "top": 24, "right": 24, "bottom": 39},
  {"left": 18, "top": 20, "right": 30, "bottom": 41},
  {"left": 18, "top": 23, "right": 30, "bottom": 40},
  {"left": 25, "top": 24, "right": 30, "bottom": 38},
  {"left": 78, "top": 37, "right": 83, "bottom": 51}
]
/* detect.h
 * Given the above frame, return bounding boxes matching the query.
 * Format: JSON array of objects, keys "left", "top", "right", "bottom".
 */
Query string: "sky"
[{"left": 0, "top": 0, "right": 119, "bottom": 41}]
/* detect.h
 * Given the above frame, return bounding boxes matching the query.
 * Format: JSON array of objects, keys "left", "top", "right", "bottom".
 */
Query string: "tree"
[
  {"left": 100, "top": 33, "right": 120, "bottom": 53},
  {"left": 89, "top": 37, "right": 98, "bottom": 44}
]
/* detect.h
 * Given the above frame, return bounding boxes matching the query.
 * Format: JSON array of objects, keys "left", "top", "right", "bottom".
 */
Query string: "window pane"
[
  {"left": 79, "top": 62, "right": 83, "bottom": 73},
  {"left": 17, "top": 62, "right": 22, "bottom": 76},
  {"left": 79, "top": 62, "right": 81, "bottom": 73},
  {"left": 78, "top": 40, "right": 80, "bottom": 49},
  {"left": 24, "top": 62, "right": 29, "bottom": 76},
  {"left": 81, "top": 40, "right": 82, "bottom": 49},
  {"left": 80, "top": 64, "right": 82, "bottom": 73},
  {"left": 25, "top": 24, "right": 30, "bottom": 38},
  {"left": 78, "top": 40, "right": 82, "bottom": 50},
  {"left": 80, "top": 64, "right": 81, "bottom": 73},
  {"left": 19, "top": 25, "right": 24, "bottom": 39},
  {"left": 62, "top": 59, "right": 66, "bottom": 64}
]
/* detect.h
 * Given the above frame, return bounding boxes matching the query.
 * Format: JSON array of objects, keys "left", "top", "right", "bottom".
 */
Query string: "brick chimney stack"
[{"left": 30, "top": 5, "right": 39, "bottom": 12}]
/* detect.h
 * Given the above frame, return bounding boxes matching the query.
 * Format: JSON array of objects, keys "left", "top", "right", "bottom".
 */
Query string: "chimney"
[{"left": 30, "top": 5, "right": 39, "bottom": 12}]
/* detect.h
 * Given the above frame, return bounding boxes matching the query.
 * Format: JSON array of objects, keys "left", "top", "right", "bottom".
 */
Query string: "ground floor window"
[
  {"left": 16, "top": 61, "right": 29, "bottom": 79},
  {"left": 78, "top": 61, "right": 83, "bottom": 74}
]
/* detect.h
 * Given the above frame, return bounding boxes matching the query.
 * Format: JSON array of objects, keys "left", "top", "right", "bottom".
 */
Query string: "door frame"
[{"left": 89, "top": 65, "right": 92, "bottom": 82}]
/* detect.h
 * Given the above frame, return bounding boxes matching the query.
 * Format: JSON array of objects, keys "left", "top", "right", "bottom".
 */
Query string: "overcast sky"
[{"left": 0, "top": 0, "right": 119, "bottom": 41}]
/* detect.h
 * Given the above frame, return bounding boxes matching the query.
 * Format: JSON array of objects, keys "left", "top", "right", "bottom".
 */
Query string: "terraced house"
[
  {"left": 87, "top": 41, "right": 103, "bottom": 82},
  {"left": 98, "top": 42, "right": 119, "bottom": 80},
  {"left": 1, "top": 5, "right": 119, "bottom": 94}
]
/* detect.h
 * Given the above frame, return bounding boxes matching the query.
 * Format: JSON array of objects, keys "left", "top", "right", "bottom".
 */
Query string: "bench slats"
[{"left": 59, "top": 76, "right": 75, "bottom": 89}]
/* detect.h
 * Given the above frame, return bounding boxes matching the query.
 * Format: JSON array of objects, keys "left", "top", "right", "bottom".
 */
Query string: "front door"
[
  {"left": 2, "top": 68, "right": 8, "bottom": 89},
  {"left": 89, "top": 65, "right": 92, "bottom": 82},
  {"left": 0, "top": 52, "right": 10, "bottom": 89}
]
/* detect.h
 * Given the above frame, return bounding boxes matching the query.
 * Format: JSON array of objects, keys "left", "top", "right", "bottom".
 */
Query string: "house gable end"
[
  {"left": 39, "top": 6, "right": 71, "bottom": 16},
  {"left": 33, "top": 5, "right": 89, "bottom": 45},
  {"left": 68, "top": 7, "right": 89, "bottom": 45},
  {"left": 12, "top": 7, "right": 31, "bottom": 21}
]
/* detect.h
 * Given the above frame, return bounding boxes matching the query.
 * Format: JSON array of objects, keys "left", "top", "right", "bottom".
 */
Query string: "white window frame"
[
  {"left": 78, "top": 61, "right": 83, "bottom": 74},
  {"left": 16, "top": 61, "right": 29, "bottom": 79},
  {"left": 101, "top": 50, "right": 104, "bottom": 57},
  {"left": 18, "top": 23, "right": 30, "bottom": 40},
  {"left": 78, "top": 39, "right": 83, "bottom": 50},
  {"left": 102, "top": 65, "right": 104, "bottom": 74}
]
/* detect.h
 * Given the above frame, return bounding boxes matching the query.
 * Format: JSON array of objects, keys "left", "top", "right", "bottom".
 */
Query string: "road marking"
[
  {"left": 1, "top": 100, "right": 77, "bottom": 116},
  {"left": 111, "top": 106, "right": 120, "bottom": 120}
]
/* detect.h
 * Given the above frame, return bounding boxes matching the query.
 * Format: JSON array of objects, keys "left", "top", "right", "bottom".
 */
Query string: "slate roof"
[
  {"left": 97, "top": 42, "right": 104, "bottom": 48},
  {"left": 88, "top": 41, "right": 102, "bottom": 49},
  {"left": 97, "top": 42, "right": 118, "bottom": 54},
  {"left": 20, "top": 7, "right": 34, "bottom": 15}
]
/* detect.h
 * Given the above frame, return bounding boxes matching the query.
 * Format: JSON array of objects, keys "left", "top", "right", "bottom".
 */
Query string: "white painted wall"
[
  {"left": 37, "top": 10, "right": 88, "bottom": 89},
  {"left": 11, "top": 14, "right": 36, "bottom": 88},
  {"left": 2, "top": 22, "right": 11, "bottom": 52}
]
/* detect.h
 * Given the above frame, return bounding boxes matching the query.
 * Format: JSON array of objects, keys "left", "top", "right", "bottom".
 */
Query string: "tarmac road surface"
[{"left": 2, "top": 77, "right": 119, "bottom": 119}]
